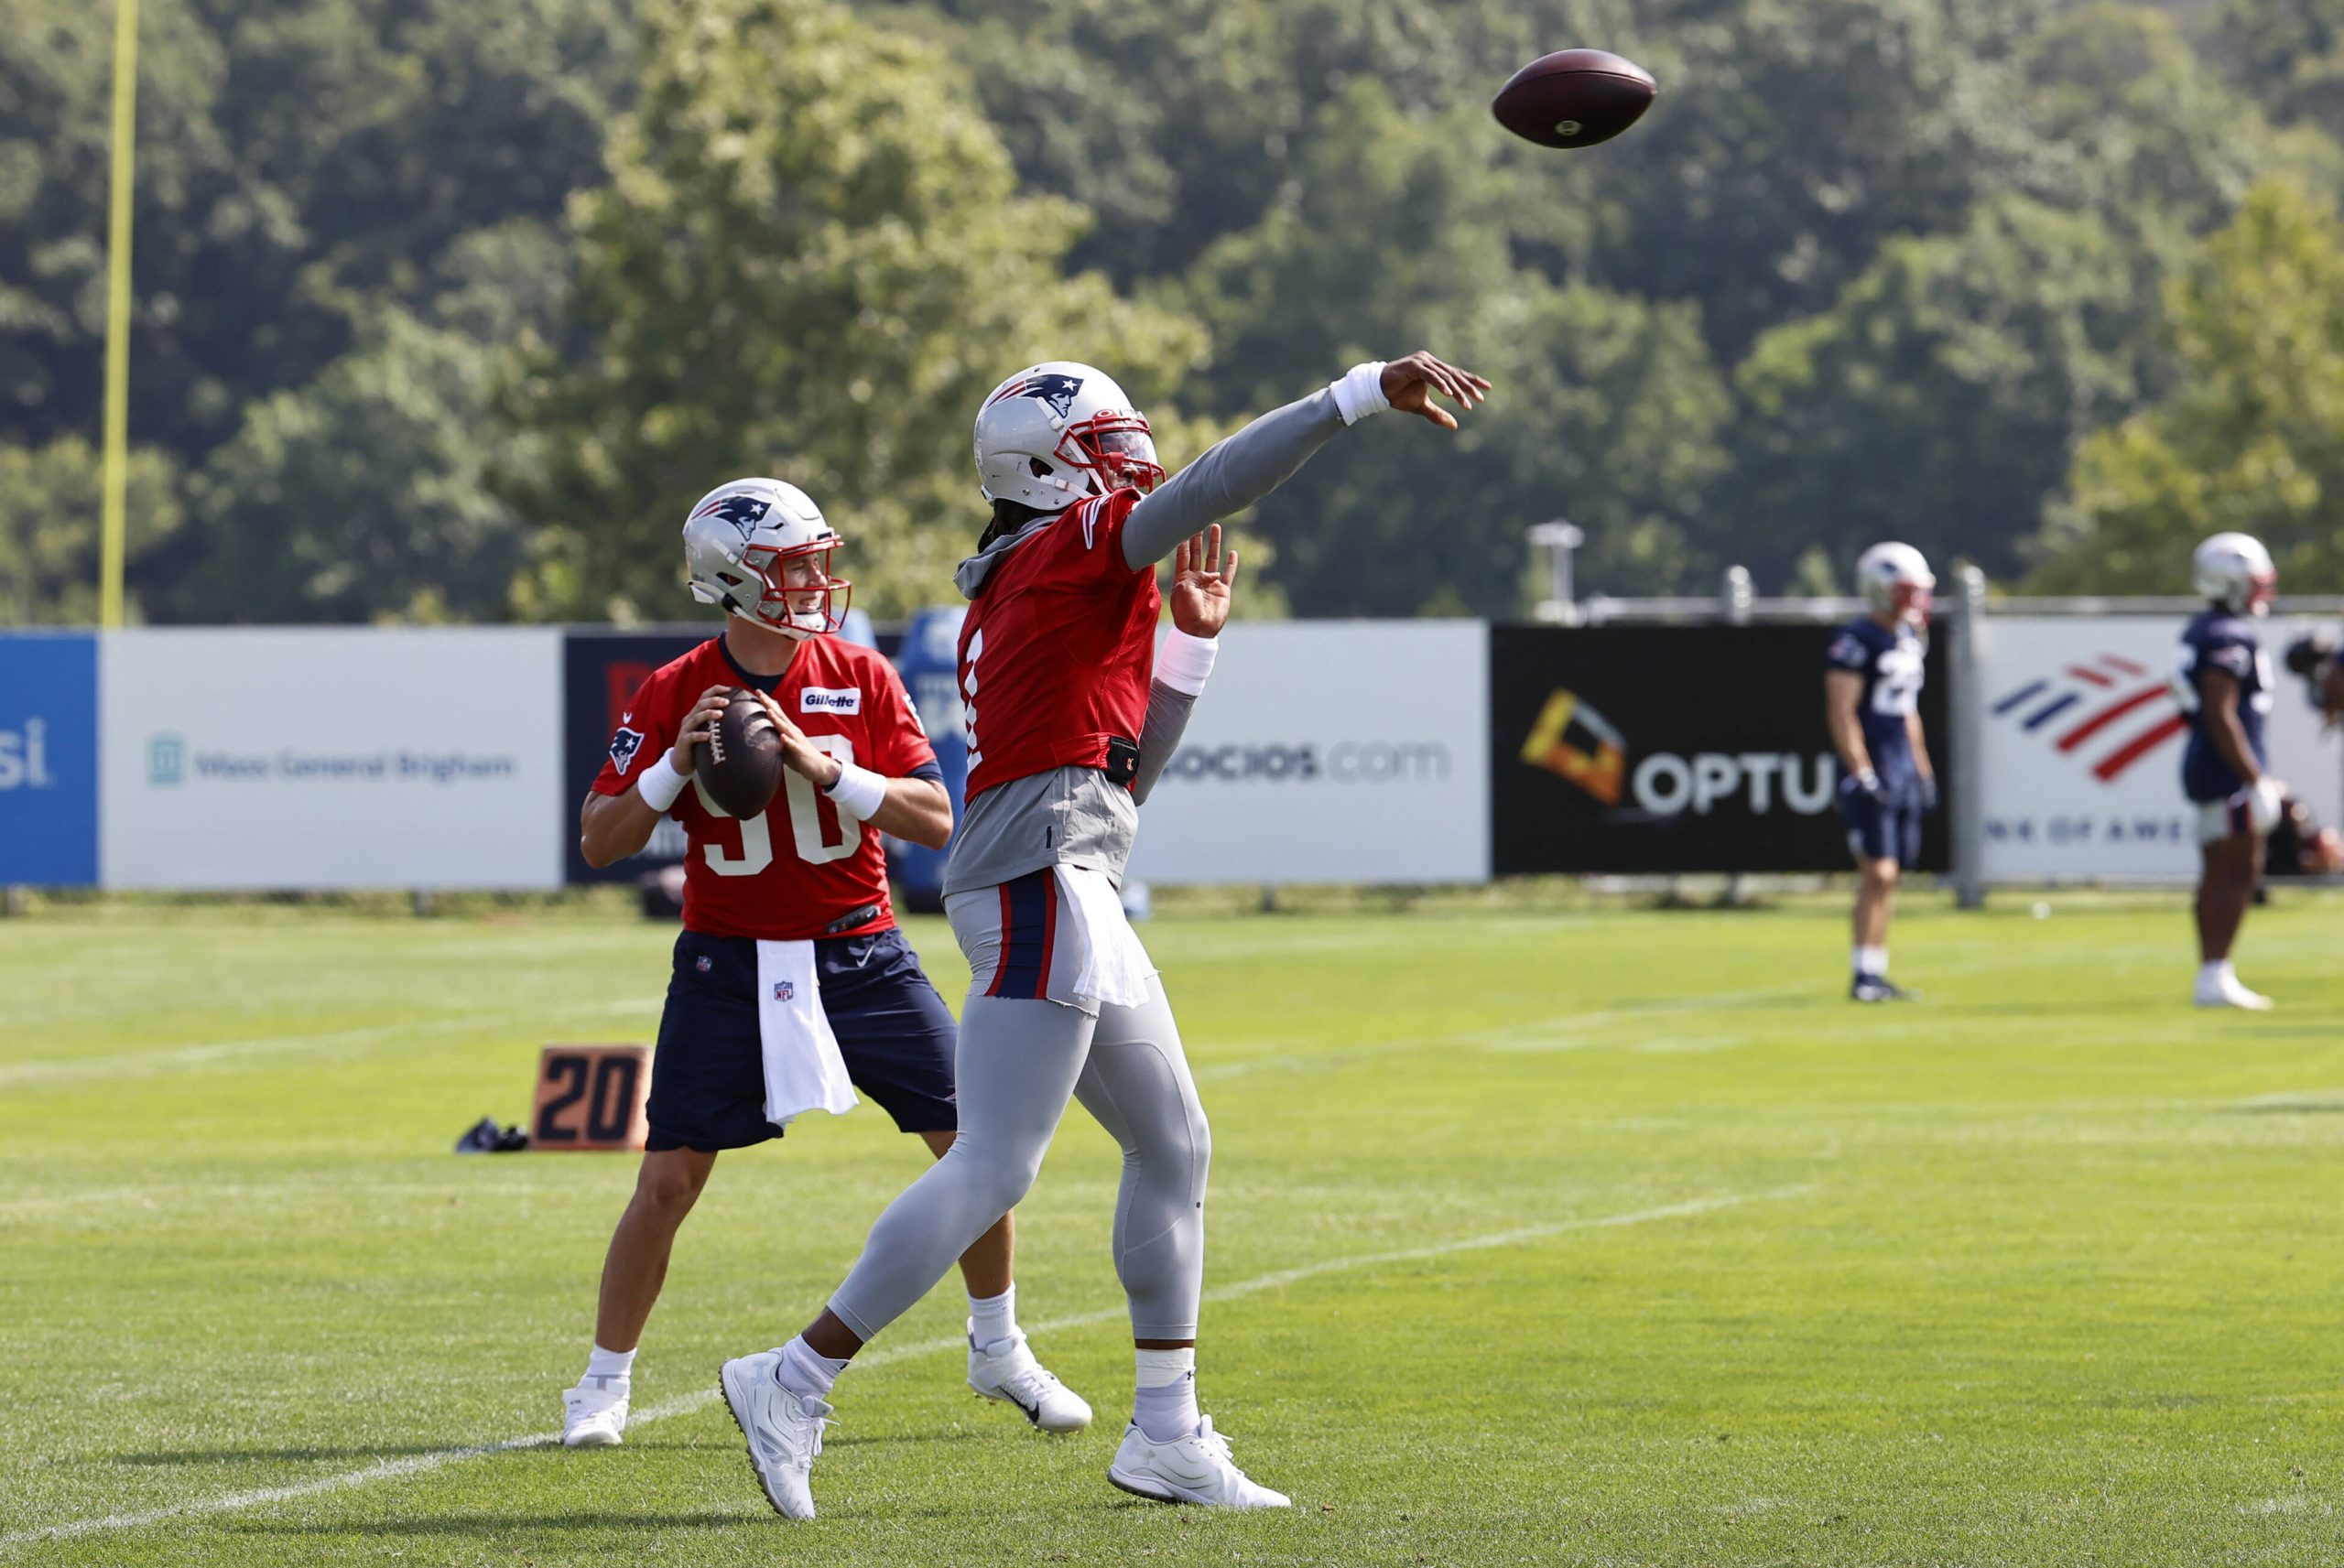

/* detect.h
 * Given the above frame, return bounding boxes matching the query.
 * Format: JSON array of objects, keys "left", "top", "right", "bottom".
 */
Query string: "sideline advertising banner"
[
  {"left": 1974, "top": 615, "right": 2343, "bottom": 882},
  {"left": 1125, "top": 622, "right": 1490, "bottom": 885},
  {"left": 0, "top": 633, "right": 100, "bottom": 885},
  {"left": 1490, "top": 623, "right": 1952, "bottom": 874},
  {"left": 101, "top": 630, "right": 565, "bottom": 889}
]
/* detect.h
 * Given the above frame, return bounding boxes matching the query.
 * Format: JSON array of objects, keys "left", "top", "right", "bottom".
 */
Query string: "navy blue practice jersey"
[
  {"left": 2174, "top": 609, "right": 2273, "bottom": 802},
  {"left": 1825, "top": 618, "right": 1926, "bottom": 785}
]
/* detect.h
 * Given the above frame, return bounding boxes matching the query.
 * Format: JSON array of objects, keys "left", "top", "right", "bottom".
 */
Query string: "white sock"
[
  {"left": 968, "top": 1285, "right": 1018, "bottom": 1350},
  {"left": 2199, "top": 960, "right": 2232, "bottom": 986},
  {"left": 774, "top": 1336, "right": 848, "bottom": 1402},
  {"left": 1854, "top": 945, "right": 1887, "bottom": 978},
  {"left": 1133, "top": 1347, "right": 1199, "bottom": 1443},
  {"left": 583, "top": 1344, "right": 635, "bottom": 1385}
]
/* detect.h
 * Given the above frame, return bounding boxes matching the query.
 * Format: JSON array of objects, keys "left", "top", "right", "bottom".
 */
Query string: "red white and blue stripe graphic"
[
  {"left": 1991, "top": 652, "right": 2187, "bottom": 783},
  {"left": 984, "top": 868, "right": 1058, "bottom": 1000}
]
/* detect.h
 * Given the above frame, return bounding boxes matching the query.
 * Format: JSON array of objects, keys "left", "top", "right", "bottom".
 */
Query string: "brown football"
[
  {"left": 695, "top": 688, "right": 784, "bottom": 819},
  {"left": 1492, "top": 49, "right": 1656, "bottom": 150}
]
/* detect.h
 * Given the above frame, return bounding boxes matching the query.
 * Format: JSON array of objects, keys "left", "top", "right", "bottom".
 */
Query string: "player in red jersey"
[
  {"left": 720, "top": 351, "right": 1487, "bottom": 1519},
  {"left": 559, "top": 478, "right": 1090, "bottom": 1449}
]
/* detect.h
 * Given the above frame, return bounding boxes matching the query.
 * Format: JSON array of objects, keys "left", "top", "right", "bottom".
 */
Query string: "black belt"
[{"left": 823, "top": 903, "right": 883, "bottom": 936}]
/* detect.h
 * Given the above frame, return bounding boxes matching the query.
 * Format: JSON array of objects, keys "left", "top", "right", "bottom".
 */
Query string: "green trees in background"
[
  {"left": 2035, "top": 181, "right": 2344, "bottom": 593},
  {"left": 9, "top": 0, "right": 2344, "bottom": 622},
  {"left": 0, "top": 0, "right": 629, "bottom": 622},
  {"left": 502, "top": 0, "right": 1203, "bottom": 622}
]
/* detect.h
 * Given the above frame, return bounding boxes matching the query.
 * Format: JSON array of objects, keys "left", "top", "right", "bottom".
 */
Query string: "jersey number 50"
[{"left": 693, "top": 735, "right": 862, "bottom": 875}]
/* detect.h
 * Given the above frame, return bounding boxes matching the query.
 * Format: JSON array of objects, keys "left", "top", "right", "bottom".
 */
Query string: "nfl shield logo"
[
  {"left": 695, "top": 956, "right": 712, "bottom": 973},
  {"left": 773, "top": 980, "right": 794, "bottom": 1001}
]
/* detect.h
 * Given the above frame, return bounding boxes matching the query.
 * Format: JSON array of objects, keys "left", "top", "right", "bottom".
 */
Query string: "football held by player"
[
  {"left": 2175, "top": 532, "right": 2283, "bottom": 1010},
  {"left": 717, "top": 351, "right": 1489, "bottom": 1519},
  {"left": 1824, "top": 544, "right": 1938, "bottom": 1002},
  {"left": 559, "top": 478, "right": 1089, "bottom": 1450}
]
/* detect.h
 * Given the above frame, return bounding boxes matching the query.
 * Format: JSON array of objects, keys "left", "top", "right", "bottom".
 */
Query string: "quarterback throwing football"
[
  {"left": 717, "top": 351, "right": 1487, "bottom": 1519},
  {"left": 560, "top": 479, "right": 1086, "bottom": 1447}
]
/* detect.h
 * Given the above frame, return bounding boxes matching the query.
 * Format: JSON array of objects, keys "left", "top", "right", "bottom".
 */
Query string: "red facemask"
[
  {"left": 740, "top": 542, "right": 853, "bottom": 636},
  {"left": 1059, "top": 412, "right": 1166, "bottom": 495}
]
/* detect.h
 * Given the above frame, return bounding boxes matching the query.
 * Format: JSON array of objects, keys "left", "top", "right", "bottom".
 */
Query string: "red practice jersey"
[
  {"left": 959, "top": 489, "right": 1159, "bottom": 800},
  {"left": 591, "top": 635, "right": 939, "bottom": 940}
]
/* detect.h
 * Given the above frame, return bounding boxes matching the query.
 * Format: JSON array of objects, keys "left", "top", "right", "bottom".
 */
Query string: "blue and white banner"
[
  {"left": 1975, "top": 615, "right": 2343, "bottom": 882},
  {"left": 100, "top": 630, "right": 566, "bottom": 889},
  {"left": 0, "top": 633, "right": 100, "bottom": 885}
]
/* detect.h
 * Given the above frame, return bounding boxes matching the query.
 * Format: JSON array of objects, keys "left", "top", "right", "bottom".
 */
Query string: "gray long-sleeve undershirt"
[{"left": 1118, "top": 386, "right": 1347, "bottom": 573}]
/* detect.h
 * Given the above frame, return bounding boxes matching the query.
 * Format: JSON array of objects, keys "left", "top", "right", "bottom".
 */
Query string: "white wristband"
[
  {"left": 1156, "top": 629, "right": 1218, "bottom": 697},
  {"left": 636, "top": 751, "right": 689, "bottom": 813},
  {"left": 1329, "top": 361, "right": 1389, "bottom": 426},
  {"left": 825, "top": 761, "right": 889, "bottom": 822}
]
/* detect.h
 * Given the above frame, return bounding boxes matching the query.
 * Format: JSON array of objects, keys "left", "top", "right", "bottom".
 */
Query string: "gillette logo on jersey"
[
  {"left": 959, "top": 489, "right": 1158, "bottom": 799},
  {"left": 590, "top": 636, "right": 939, "bottom": 940}
]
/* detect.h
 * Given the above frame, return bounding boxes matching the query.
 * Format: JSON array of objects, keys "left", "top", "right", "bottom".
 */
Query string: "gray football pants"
[{"left": 825, "top": 979, "right": 1212, "bottom": 1344}]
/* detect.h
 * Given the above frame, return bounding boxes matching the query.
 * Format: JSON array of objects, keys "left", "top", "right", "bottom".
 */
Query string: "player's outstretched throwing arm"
[{"left": 1115, "top": 351, "right": 1489, "bottom": 575}]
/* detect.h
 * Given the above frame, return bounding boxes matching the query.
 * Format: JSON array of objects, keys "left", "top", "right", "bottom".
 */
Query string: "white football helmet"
[
  {"left": 2193, "top": 531, "right": 2275, "bottom": 616},
  {"left": 1855, "top": 542, "right": 1936, "bottom": 624},
  {"left": 682, "top": 478, "right": 851, "bottom": 637},
  {"left": 974, "top": 361, "right": 1165, "bottom": 511}
]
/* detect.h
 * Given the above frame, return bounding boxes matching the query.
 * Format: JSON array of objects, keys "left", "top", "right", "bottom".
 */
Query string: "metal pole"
[
  {"left": 1720, "top": 565, "right": 1753, "bottom": 624},
  {"left": 1527, "top": 521, "right": 1583, "bottom": 624},
  {"left": 1948, "top": 563, "right": 1989, "bottom": 910},
  {"left": 99, "top": 0, "right": 141, "bottom": 629}
]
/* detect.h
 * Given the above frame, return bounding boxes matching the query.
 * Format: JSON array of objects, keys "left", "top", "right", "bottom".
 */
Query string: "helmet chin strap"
[{"left": 724, "top": 601, "right": 817, "bottom": 640}]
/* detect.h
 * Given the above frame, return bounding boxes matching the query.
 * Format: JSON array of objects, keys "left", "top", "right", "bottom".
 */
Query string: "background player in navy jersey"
[
  {"left": 558, "top": 478, "right": 1089, "bottom": 1449},
  {"left": 717, "top": 350, "right": 1487, "bottom": 1519},
  {"left": 2173, "top": 532, "right": 2284, "bottom": 1010},
  {"left": 1824, "top": 543, "right": 1938, "bottom": 1002}
]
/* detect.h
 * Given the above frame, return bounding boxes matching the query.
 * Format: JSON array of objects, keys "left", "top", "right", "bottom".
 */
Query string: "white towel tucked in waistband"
[
  {"left": 1054, "top": 864, "right": 1156, "bottom": 1010},
  {"left": 754, "top": 939, "right": 858, "bottom": 1128}
]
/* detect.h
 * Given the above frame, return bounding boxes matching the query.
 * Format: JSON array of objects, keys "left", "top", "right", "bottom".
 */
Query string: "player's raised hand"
[
  {"left": 1378, "top": 349, "right": 1491, "bottom": 431},
  {"left": 1380, "top": 351, "right": 1490, "bottom": 430},
  {"left": 667, "top": 686, "right": 732, "bottom": 773},
  {"left": 1170, "top": 524, "right": 1240, "bottom": 639}
]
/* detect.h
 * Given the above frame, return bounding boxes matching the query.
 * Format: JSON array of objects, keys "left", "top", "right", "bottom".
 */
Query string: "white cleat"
[
  {"left": 2195, "top": 971, "right": 2274, "bottom": 1011},
  {"left": 560, "top": 1376, "right": 628, "bottom": 1448},
  {"left": 719, "top": 1350, "right": 830, "bottom": 1520},
  {"left": 1107, "top": 1416, "right": 1290, "bottom": 1509},
  {"left": 968, "top": 1328, "right": 1092, "bottom": 1433}
]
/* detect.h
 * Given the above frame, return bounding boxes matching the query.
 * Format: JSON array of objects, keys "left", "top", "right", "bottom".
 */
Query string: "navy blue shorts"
[
  {"left": 646, "top": 928, "right": 959, "bottom": 1152},
  {"left": 1840, "top": 786, "right": 1923, "bottom": 867}
]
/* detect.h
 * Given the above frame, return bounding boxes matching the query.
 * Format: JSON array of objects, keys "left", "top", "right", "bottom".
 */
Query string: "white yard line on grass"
[
  {"left": 0, "top": 1000, "right": 655, "bottom": 1089},
  {"left": 0, "top": 1187, "right": 1802, "bottom": 1551}
]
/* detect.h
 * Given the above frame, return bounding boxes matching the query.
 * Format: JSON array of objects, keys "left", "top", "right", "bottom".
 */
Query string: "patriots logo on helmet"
[
  {"left": 691, "top": 492, "right": 774, "bottom": 539},
  {"left": 988, "top": 372, "right": 1085, "bottom": 423}
]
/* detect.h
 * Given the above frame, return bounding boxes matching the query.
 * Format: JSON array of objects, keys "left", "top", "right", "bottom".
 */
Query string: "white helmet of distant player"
[
  {"left": 681, "top": 478, "right": 852, "bottom": 638},
  {"left": 2193, "top": 531, "right": 2276, "bottom": 617},
  {"left": 1856, "top": 541, "right": 1936, "bottom": 625},
  {"left": 974, "top": 361, "right": 1166, "bottom": 512}
]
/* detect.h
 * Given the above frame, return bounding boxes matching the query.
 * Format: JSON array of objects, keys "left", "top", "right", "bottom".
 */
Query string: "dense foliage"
[{"left": 6, "top": 0, "right": 2344, "bottom": 624}]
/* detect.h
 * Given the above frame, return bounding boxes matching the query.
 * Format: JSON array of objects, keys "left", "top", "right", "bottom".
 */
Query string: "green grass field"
[{"left": 4, "top": 892, "right": 2340, "bottom": 1565}]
